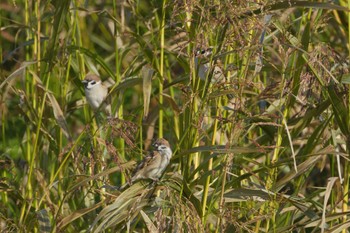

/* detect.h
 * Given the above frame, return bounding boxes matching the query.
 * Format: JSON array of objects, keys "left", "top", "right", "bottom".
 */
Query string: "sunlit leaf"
[{"left": 141, "top": 65, "right": 154, "bottom": 119}]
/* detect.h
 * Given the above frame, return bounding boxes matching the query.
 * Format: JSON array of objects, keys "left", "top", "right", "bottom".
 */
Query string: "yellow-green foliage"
[{"left": 1, "top": 0, "right": 350, "bottom": 232}]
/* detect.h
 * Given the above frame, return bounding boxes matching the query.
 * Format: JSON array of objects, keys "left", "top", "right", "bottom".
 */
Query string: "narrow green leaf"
[
  {"left": 67, "top": 45, "right": 116, "bottom": 79},
  {"left": 327, "top": 85, "right": 349, "bottom": 135},
  {"left": 141, "top": 65, "right": 154, "bottom": 118},
  {"left": 140, "top": 210, "right": 158, "bottom": 233}
]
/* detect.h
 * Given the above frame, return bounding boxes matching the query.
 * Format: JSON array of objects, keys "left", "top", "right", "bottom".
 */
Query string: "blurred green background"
[{"left": 2, "top": 0, "right": 350, "bottom": 232}]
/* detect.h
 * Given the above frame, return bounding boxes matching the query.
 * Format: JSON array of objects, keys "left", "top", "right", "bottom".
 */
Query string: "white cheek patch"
[
  {"left": 204, "top": 50, "right": 212, "bottom": 57},
  {"left": 86, "top": 81, "right": 101, "bottom": 89}
]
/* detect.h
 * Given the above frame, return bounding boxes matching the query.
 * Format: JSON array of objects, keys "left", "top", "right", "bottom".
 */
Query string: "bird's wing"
[
  {"left": 132, "top": 154, "right": 153, "bottom": 176},
  {"left": 131, "top": 151, "right": 162, "bottom": 181},
  {"left": 102, "top": 77, "right": 115, "bottom": 88},
  {"left": 104, "top": 95, "right": 112, "bottom": 116}
]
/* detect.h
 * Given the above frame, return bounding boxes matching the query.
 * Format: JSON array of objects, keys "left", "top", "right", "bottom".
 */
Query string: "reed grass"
[{"left": 2, "top": 0, "right": 350, "bottom": 232}]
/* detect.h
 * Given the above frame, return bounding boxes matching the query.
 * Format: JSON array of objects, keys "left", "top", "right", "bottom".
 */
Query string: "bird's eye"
[
  {"left": 90, "top": 81, "right": 96, "bottom": 85},
  {"left": 159, "top": 145, "right": 167, "bottom": 150}
]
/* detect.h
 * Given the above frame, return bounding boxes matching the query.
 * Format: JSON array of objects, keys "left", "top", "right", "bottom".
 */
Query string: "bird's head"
[
  {"left": 153, "top": 138, "right": 172, "bottom": 157},
  {"left": 195, "top": 47, "right": 213, "bottom": 59},
  {"left": 82, "top": 74, "right": 102, "bottom": 90}
]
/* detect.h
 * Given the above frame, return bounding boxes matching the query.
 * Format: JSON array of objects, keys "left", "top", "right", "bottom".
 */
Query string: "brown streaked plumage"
[{"left": 120, "top": 138, "right": 172, "bottom": 190}]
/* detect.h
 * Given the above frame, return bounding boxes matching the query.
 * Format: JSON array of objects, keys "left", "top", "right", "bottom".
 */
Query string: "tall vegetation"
[{"left": 1, "top": 0, "right": 350, "bottom": 232}]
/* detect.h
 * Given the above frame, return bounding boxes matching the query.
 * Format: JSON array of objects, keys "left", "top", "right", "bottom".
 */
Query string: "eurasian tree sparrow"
[
  {"left": 82, "top": 74, "right": 112, "bottom": 117},
  {"left": 120, "top": 138, "right": 172, "bottom": 190},
  {"left": 195, "top": 48, "right": 234, "bottom": 99},
  {"left": 195, "top": 47, "right": 225, "bottom": 84}
]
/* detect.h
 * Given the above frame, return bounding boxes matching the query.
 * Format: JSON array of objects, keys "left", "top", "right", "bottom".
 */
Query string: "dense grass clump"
[{"left": 2, "top": 0, "right": 350, "bottom": 232}]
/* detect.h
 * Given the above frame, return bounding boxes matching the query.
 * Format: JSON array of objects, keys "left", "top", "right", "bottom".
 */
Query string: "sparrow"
[
  {"left": 120, "top": 138, "right": 172, "bottom": 190},
  {"left": 82, "top": 74, "right": 112, "bottom": 116},
  {"left": 195, "top": 47, "right": 226, "bottom": 84},
  {"left": 195, "top": 48, "right": 234, "bottom": 99}
]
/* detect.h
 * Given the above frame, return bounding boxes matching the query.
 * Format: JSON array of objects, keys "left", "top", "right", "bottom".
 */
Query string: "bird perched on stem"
[
  {"left": 195, "top": 47, "right": 226, "bottom": 84},
  {"left": 195, "top": 47, "right": 234, "bottom": 99},
  {"left": 120, "top": 138, "right": 172, "bottom": 190},
  {"left": 82, "top": 74, "right": 112, "bottom": 117}
]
